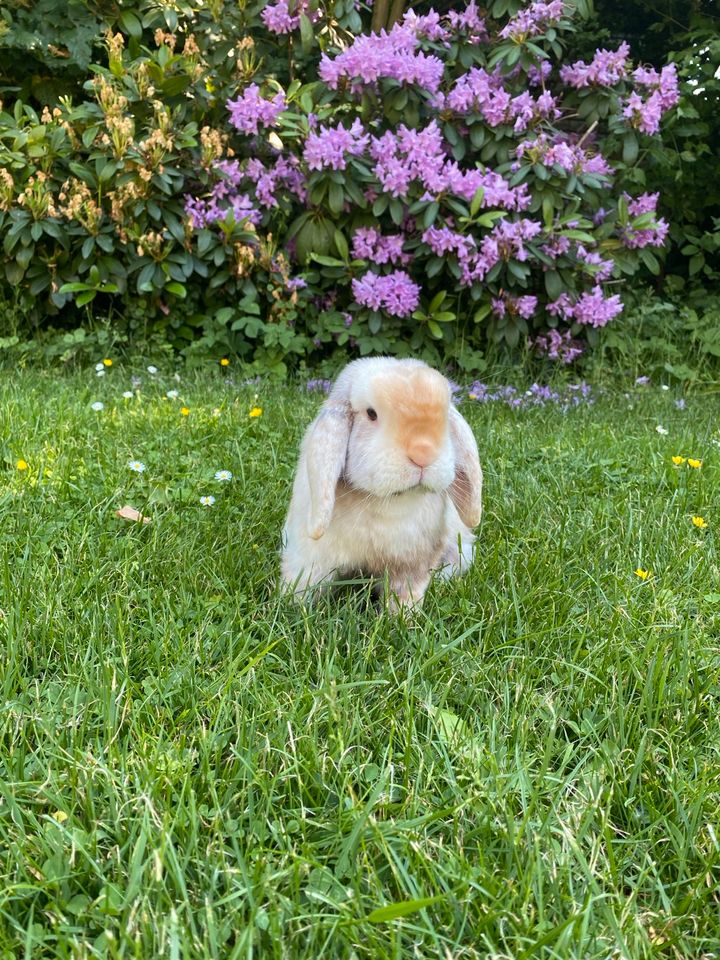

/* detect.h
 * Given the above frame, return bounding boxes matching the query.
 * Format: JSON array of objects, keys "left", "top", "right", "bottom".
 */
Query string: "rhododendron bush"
[
  {"left": 183, "top": 0, "right": 678, "bottom": 368},
  {"left": 0, "top": 0, "right": 679, "bottom": 371}
]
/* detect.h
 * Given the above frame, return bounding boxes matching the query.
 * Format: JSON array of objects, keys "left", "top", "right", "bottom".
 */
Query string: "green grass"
[{"left": 0, "top": 366, "right": 718, "bottom": 959}]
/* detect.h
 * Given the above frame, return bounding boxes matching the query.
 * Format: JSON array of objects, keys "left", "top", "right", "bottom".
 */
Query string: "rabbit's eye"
[{"left": 366, "top": 407, "right": 378, "bottom": 421}]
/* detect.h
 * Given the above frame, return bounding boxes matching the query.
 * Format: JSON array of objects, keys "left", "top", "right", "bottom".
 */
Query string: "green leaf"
[
  {"left": 334, "top": 229, "right": 349, "bottom": 262},
  {"left": 423, "top": 202, "right": 439, "bottom": 228},
  {"left": 309, "top": 254, "right": 345, "bottom": 267},
  {"left": 328, "top": 182, "right": 344, "bottom": 216},
  {"left": 473, "top": 303, "right": 492, "bottom": 324},
  {"left": 363, "top": 896, "right": 444, "bottom": 924},
  {"left": 165, "top": 281, "right": 187, "bottom": 298},
  {"left": 470, "top": 187, "right": 485, "bottom": 218},
  {"left": 427, "top": 320, "right": 443, "bottom": 339},
  {"left": 76, "top": 290, "right": 96, "bottom": 306},
  {"left": 622, "top": 131, "right": 639, "bottom": 165},
  {"left": 429, "top": 290, "right": 446, "bottom": 313},
  {"left": 299, "top": 13, "right": 314, "bottom": 53},
  {"left": 119, "top": 11, "right": 143, "bottom": 37}
]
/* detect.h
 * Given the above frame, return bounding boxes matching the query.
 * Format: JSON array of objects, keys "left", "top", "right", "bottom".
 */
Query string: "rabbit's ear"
[
  {"left": 305, "top": 401, "right": 353, "bottom": 540},
  {"left": 448, "top": 406, "right": 483, "bottom": 528}
]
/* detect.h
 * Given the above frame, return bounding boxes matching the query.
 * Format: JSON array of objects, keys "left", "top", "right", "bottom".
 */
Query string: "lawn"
[{"left": 0, "top": 365, "right": 717, "bottom": 959}]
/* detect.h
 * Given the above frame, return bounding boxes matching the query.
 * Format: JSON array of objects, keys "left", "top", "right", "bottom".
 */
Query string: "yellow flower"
[
  {"left": 671, "top": 456, "right": 686, "bottom": 465},
  {"left": 687, "top": 458, "right": 702, "bottom": 469},
  {"left": 220, "top": 357, "right": 230, "bottom": 367},
  {"left": 16, "top": 459, "right": 28, "bottom": 471},
  {"left": 180, "top": 407, "right": 190, "bottom": 417},
  {"left": 249, "top": 406, "right": 263, "bottom": 418},
  {"left": 52, "top": 810, "right": 68, "bottom": 823},
  {"left": 635, "top": 568, "right": 651, "bottom": 580},
  {"left": 102, "top": 358, "right": 113, "bottom": 367},
  {"left": 692, "top": 516, "right": 708, "bottom": 529}
]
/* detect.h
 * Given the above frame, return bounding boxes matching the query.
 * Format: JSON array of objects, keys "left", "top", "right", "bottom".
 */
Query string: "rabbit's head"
[{"left": 302, "top": 358, "right": 482, "bottom": 540}]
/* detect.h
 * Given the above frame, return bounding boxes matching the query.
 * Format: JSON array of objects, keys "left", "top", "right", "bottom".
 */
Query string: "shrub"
[{"left": 0, "top": 0, "right": 679, "bottom": 373}]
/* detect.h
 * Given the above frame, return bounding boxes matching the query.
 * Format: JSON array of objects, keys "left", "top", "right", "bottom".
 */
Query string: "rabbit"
[{"left": 280, "top": 356, "right": 483, "bottom": 610}]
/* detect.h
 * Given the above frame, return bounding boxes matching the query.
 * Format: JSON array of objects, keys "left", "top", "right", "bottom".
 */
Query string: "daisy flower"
[
  {"left": 128, "top": 460, "right": 146, "bottom": 473},
  {"left": 200, "top": 495, "right": 216, "bottom": 506},
  {"left": 215, "top": 470, "right": 233, "bottom": 482},
  {"left": 147, "top": 365, "right": 158, "bottom": 375},
  {"left": 95, "top": 362, "right": 105, "bottom": 372},
  {"left": 91, "top": 401, "right": 104, "bottom": 411},
  {"left": 656, "top": 425, "right": 668, "bottom": 435},
  {"left": 123, "top": 391, "right": 134, "bottom": 399},
  {"left": 166, "top": 389, "right": 179, "bottom": 400}
]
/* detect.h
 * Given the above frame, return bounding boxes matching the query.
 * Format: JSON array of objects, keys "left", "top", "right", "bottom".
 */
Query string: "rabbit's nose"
[{"left": 407, "top": 440, "right": 436, "bottom": 468}]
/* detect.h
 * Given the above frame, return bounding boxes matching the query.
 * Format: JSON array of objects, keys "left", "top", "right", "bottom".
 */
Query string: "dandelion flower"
[
  {"left": 687, "top": 458, "right": 702, "bottom": 469},
  {"left": 91, "top": 401, "right": 104, "bottom": 411},
  {"left": 656, "top": 425, "right": 668, "bottom": 435},
  {"left": 220, "top": 358, "right": 230, "bottom": 367},
  {"left": 215, "top": 470, "right": 233, "bottom": 482},
  {"left": 635, "top": 568, "right": 651, "bottom": 580},
  {"left": 249, "top": 406, "right": 263, "bottom": 418},
  {"left": 147, "top": 365, "right": 158, "bottom": 375},
  {"left": 123, "top": 391, "right": 134, "bottom": 399},
  {"left": 128, "top": 460, "right": 146, "bottom": 473},
  {"left": 671, "top": 456, "right": 686, "bottom": 465},
  {"left": 180, "top": 407, "right": 190, "bottom": 417},
  {"left": 166, "top": 389, "right": 179, "bottom": 400},
  {"left": 16, "top": 459, "right": 28, "bottom": 471},
  {"left": 200, "top": 495, "right": 216, "bottom": 506},
  {"left": 103, "top": 358, "right": 113, "bottom": 367},
  {"left": 692, "top": 516, "right": 708, "bottom": 529}
]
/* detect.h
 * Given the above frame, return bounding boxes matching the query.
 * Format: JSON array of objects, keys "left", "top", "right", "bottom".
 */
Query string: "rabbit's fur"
[{"left": 281, "top": 357, "right": 482, "bottom": 608}]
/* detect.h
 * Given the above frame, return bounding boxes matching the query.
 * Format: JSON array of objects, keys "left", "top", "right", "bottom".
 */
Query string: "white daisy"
[
  {"left": 123, "top": 391, "right": 134, "bottom": 399},
  {"left": 91, "top": 401, "right": 104, "bottom": 411},
  {"left": 656, "top": 425, "right": 668, "bottom": 435},
  {"left": 96, "top": 369, "right": 106, "bottom": 377},
  {"left": 128, "top": 460, "right": 146, "bottom": 473},
  {"left": 95, "top": 362, "right": 105, "bottom": 372},
  {"left": 147, "top": 365, "right": 158, "bottom": 375},
  {"left": 214, "top": 470, "right": 233, "bottom": 482},
  {"left": 166, "top": 389, "right": 179, "bottom": 400},
  {"left": 200, "top": 495, "right": 216, "bottom": 506}
]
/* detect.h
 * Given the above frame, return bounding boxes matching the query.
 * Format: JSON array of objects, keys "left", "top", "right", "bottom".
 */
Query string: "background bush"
[{"left": 0, "top": 0, "right": 717, "bottom": 375}]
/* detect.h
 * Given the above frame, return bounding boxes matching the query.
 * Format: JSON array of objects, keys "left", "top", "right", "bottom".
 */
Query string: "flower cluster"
[
  {"left": 560, "top": 43, "right": 631, "bottom": 88},
  {"left": 318, "top": 24, "right": 445, "bottom": 93},
  {"left": 304, "top": 120, "right": 369, "bottom": 171},
  {"left": 351, "top": 271, "right": 421, "bottom": 317},
  {"left": 517, "top": 134, "right": 613, "bottom": 178},
  {"left": 621, "top": 192, "right": 669, "bottom": 248},
  {"left": 445, "top": 68, "right": 560, "bottom": 132},
  {"left": 623, "top": 64, "right": 679, "bottom": 135},
  {"left": 226, "top": 85, "right": 286, "bottom": 136},
  {"left": 548, "top": 286, "right": 624, "bottom": 328},
  {"left": 498, "top": 0, "right": 565, "bottom": 40},
  {"left": 352, "top": 228, "right": 411, "bottom": 266},
  {"left": 532, "top": 328, "right": 584, "bottom": 363},
  {"left": 467, "top": 381, "right": 594, "bottom": 409}
]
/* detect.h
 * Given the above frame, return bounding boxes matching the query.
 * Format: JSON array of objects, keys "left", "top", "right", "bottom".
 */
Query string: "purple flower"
[
  {"left": 533, "top": 328, "right": 584, "bottom": 363},
  {"left": 491, "top": 292, "right": 538, "bottom": 319},
  {"left": 352, "top": 227, "right": 410, "bottom": 265},
  {"left": 446, "top": 1, "right": 486, "bottom": 38},
  {"left": 318, "top": 24, "right": 444, "bottom": 94},
  {"left": 560, "top": 43, "right": 630, "bottom": 87},
  {"left": 573, "top": 286, "right": 624, "bottom": 327},
  {"left": 226, "top": 85, "right": 286, "bottom": 135},
  {"left": 352, "top": 270, "right": 421, "bottom": 317},
  {"left": 499, "top": 0, "right": 565, "bottom": 40},
  {"left": 304, "top": 119, "right": 369, "bottom": 171}
]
